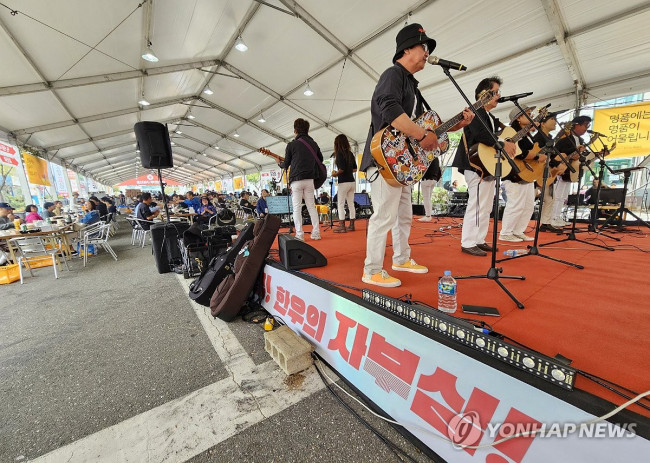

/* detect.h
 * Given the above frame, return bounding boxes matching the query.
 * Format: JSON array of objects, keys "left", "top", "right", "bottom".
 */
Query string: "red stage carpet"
[{"left": 270, "top": 217, "right": 650, "bottom": 417}]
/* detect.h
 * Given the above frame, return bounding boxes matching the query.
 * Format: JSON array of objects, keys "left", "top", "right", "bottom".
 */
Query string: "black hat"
[
  {"left": 393, "top": 23, "right": 436, "bottom": 63},
  {"left": 0, "top": 202, "right": 13, "bottom": 209}
]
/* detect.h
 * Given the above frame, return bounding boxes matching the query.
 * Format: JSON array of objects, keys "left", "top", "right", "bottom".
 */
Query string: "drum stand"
[{"left": 441, "top": 68, "right": 525, "bottom": 309}]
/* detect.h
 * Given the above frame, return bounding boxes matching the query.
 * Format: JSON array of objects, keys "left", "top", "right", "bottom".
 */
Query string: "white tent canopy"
[{"left": 1, "top": 0, "right": 649, "bottom": 187}]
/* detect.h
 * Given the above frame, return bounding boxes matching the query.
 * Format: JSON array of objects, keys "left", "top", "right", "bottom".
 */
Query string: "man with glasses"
[
  {"left": 452, "top": 77, "right": 517, "bottom": 256},
  {"left": 359, "top": 23, "right": 473, "bottom": 287}
]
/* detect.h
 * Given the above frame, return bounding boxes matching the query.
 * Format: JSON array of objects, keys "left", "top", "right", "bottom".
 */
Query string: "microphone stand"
[
  {"left": 539, "top": 148, "right": 615, "bottom": 251},
  {"left": 588, "top": 147, "right": 620, "bottom": 239},
  {"left": 496, "top": 100, "right": 583, "bottom": 269},
  {"left": 442, "top": 67, "right": 526, "bottom": 309},
  {"left": 158, "top": 167, "right": 171, "bottom": 224},
  {"left": 322, "top": 179, "right": 335, "bottom": 231}
]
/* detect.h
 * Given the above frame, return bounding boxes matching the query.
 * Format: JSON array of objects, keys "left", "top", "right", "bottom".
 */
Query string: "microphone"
[
  {"left": 497, "top": 92, "right": 534, "bottom": 103},
  {"left": 427, "top": 56, "right": 467, "bottom": 71},
  {"left": 587, "top": 130, "right": 606, "bottom": 137}
]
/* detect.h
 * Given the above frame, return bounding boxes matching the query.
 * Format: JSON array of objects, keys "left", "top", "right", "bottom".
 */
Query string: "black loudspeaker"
[
  {"left": 134, "top": 121, "right": 174, "bottom": 168},
  {"left": 151, "top": 222, "right": 191, "bottom": 273},
  {"left": 278, "top": 234, "right": 327, "bottom": 270}
]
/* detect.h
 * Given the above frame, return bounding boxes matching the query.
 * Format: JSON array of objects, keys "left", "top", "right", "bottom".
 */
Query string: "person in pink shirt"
[{"left": 24, "top": 204, "right": 44, "bottom": 223}]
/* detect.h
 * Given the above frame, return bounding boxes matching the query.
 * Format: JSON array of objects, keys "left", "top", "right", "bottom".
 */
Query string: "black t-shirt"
[
  {"left": 240, "top": 198, "right": 252, "bottom": 210},
  {"left": 334, "top": 151, "right": 357, "bottom": 184},
  {"left": 137, "top": 202, "right": 154, "bottom": 230}
]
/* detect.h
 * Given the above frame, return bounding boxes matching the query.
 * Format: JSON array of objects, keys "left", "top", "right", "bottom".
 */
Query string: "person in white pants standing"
[{"left": 418, "top": 158, "right": 441, "bottom": 222}]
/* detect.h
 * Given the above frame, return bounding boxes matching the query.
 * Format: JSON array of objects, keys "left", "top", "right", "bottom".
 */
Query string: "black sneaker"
[
  {"left": 540, "top": 224, "right": 562, "bottom": 233},
  {"left": 461, "top": 246, "right": 487, "bottom": 256}
]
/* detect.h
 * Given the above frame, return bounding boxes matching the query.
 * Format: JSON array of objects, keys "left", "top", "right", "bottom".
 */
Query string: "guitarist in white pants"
[
  {"left": 452, "top": 78, "right": 516, "bottom": 256},
  {"left": 359, "top": 23, "right": 473, "bottom": 287}
]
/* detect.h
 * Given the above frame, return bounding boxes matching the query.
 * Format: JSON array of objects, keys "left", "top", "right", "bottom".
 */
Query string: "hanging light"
[
  {"left": 203, "top": 86, "right": 214, "bottom": 95},
  {"left": 233, "top": 130, "right": 240, "bottom": 138},
  {"left": 257, "top": 112, "right": 266, "bottom": 123},
  {"left": 303, "top": 80, "right": 314, "bottom": 96},
  {"left": 175, "top": 129, "right": 182, "bottom": 134},
  {"left": 187, "top": 111, "right": 195, "bottom": 120},
  {"left": 234, "top": 35, "right": 248, "bottom": 52},
  {"left": 170, "top": 141, "right": 176, "bottom": 146},
  {"left": 202, "top": 152, "right": 207, "bottom": 157},
  {"left": 141, "top": 42, "right": 159, "bottom": 62},
  {"left": 138, "top": 94, "right": 150, "bottom": 106},
  {"left": 214, "top": 144, "right": 220, "bottom": 150}
]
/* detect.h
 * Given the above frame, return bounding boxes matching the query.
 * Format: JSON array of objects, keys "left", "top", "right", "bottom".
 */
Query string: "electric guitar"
[
  {"left": 469, "top": 106, "right": 549, "bottom": 179},
  {"left": 369, "top": 90, "right": 495, "bottom": 187}
]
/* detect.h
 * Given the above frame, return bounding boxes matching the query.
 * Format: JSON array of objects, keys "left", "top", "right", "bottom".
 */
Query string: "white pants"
[
  {"left": 420, "top": 179, "right": 437, "bottom": 217},
  {"left": 500, "top": 181, "right": 535, "bottom": 236},
  {"left": 291, "top": 179, "right": 320, "bottom": 238},
  {"left": 552, "top": 178, "right": 571, "bottom": 223},
  {"left": 461, "top": 170, "right": 495, "bottom": 248},
  {"left": 540, "top": 181, "right": 554, "bottom": 225},
  {"left": 337, "top": 181, "right": 356, "bottom": 220},
  {"left": 363, "top": 168, "right": 412, "bottom": 275}
]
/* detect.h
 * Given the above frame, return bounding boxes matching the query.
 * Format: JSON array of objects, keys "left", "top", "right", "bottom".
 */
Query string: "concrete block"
[{"left": 264, "top": 325, "right": 314, "bottom": 375}]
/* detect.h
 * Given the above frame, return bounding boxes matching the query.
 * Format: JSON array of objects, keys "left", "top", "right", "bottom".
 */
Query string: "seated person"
[
  {"left": 256, "top": 189, "right": 269, "bottom": 218},
  {"left": 239, "top": 192, "right": 254, "bottom": 218},
  {"left": 197, "top": 196, "right": 217, "bottom": 224},
  {"left": 136, "top": 193, "right": 160, "bottom": 230},
  {"left": 102, "top": 197, "right": 117, "bottom": 219},
  {"left": 24, "top": 204, "right": 44, "bottom": 223},
  {"left": 89, "top": 196, "right": 108, "bottom": 221},
  {"left": 318, "top": 192, "right": 330, "bottom": 205},
  {"left": 183, "top": 191, "right": 201, "bottom": 212},
  {"left": 53, "top": 200, "right": 64, "bottom": 216},
  {"left": 0, "top": 202, "right": 22, "bottom": 230},
  {"left": 216, "top": 194, "right": 227, "bottom": 208},
  {"left": 79, "top": 200, "right": 100, "bottom": 226},
  {"left": 43, "top": 202, "right": 56, "bottom": 219}
]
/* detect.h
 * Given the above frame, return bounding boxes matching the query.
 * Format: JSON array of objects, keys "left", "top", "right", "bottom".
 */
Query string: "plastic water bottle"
[
  {"left": 438, "top": 270, "right": 457, "bottom": 313},
  {"left": 503, "top": 249, "right": 528, "bottom": 257}
]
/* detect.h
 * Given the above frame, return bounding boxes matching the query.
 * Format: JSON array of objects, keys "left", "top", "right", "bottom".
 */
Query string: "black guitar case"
[
  {"left": 188, "top": 222, "right": 255, "bottom": 306},
  {"left": 210, "top": 214, "right": 281, "bottom": 321}
]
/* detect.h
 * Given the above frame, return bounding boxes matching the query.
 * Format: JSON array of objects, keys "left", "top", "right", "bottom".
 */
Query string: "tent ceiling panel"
[
  {"left": 331, "top": 110, "right": 373, "bottom": 148},
  {"left": 56, "top": 142, "right": 99, "bottom": 158},
  {"left": 216, "top": 138, "right": 252, "bottom": 157},
  {"left": 245, "top": 152, "right": 276, "bottom": 168},
  {"left": 285, "top": 59, "right": 374, "bottom": 125},
  {"left": 143, "top": 70, "right": 206, "bottom": 102},
  {"left": 0, "top": 92, "right": 70, "bottom": 131},
  {"left": 27, "top": 125, "right": 88, "bottom": 148},
  {"left": 298, "top": 0, "right": 418, "bottom": 47},
  {"left": 151, "top": 0, "right": 251, "bottom": 63},
  {"left": 261, "top": 101, "right": 307, "bottom": 139},
  {"left": 0, "top": 25, "right": 43, "bottom": 87},
  {"left": 205, "top": 150, "right": 235, "bottom": 163},
  {"left": 55, "top": 79, "right": 139, "bottom": 118},
  {"left": 173, "top": 138, "right": 206, "bottom": 152},
  {"left": 173, "top": 124, "right": 216, "bottom": 143},
  {"left": 561, "top": 0, "right": 649, "bottom": 33},
  {"left": 187, "top": 106, "right": 240, "bottom": 134},
  {"left": 225, "top": 7, "right": 342, "bottom": 95},
  {"left": 95, "top": 133, "right": 136, "bottom": 149},
  {"left": 571, "top": 9, "right": 650, "bottom": 85},
  {"left": 204, "top": 73, "right": 276, "bottom": 117},
  {"left": 81, "top": 113, "right": 140, "bottom": 138},
  {"left": 234, "top": 124, "right": 277, "bottom": 152},
  {"left": 140, "top": 104, "right": 187, "bottom": 123}
]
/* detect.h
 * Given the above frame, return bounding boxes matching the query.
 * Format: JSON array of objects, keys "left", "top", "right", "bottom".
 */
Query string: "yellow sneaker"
[
  {"left": 362, "top": 270, "right": 401, "bottom": 288},
  {"left": 392, "top": 259, "right": 428, "bottom": 274}
]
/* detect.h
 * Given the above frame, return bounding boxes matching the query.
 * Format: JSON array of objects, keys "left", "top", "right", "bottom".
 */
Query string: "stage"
[{"left": 260, "top": 216, "right": 650, "bottom": 461}]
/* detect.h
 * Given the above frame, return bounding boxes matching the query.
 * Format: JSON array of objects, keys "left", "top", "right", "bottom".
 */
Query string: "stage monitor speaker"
[
  {"left": 134, "top": 121, "right": 174, "bottom": 169},
  {"left": 278, "top": 234, "right": 327, "bottom": 270}
]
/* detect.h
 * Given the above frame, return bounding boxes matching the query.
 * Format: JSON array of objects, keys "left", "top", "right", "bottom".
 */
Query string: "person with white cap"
[
  {"left": 359, "top": 23, "right": 474, "bottom": 287},
  {"left": 499, "top": 106, "right": 545, "bottom": 242}
]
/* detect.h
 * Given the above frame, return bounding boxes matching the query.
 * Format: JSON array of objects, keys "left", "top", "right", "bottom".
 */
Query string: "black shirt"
[
  {"left": 555, "top": 133, "right": 583, "bottom": 181},
  {"left": 422, "top": 158, "right": 441, "bottom": 181},
  {"left": 361, "top": 62, "right": 423, "bottom": 172},
  {"left": 240, "top": 198, "right": 252, "bottom": 211},
  {"left": 533, "top": 130, "right": 561, "bottom": 168},
  {"left": 334, "top": 150, "right": 357, "bottom": 184},
  {"left": 137, "top": 202, "right": 154, "bottom": 230},
  {"left": 452, "top": 108, "right": 501, "bottom": 174},
  {"left": 95, "top": 201, "right": 108, "bottom": 219},
  {"left": 280, "top": 134, "right": 323, "bottom": 184}
]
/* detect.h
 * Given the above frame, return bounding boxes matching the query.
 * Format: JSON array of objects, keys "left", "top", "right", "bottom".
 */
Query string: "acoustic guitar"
[
  {"left": 259, "top": 147, "right": 284, "bottom": 162},
  {"left": 369, "top": 90, "right": 495, "bottom": 187},
  {"left": 468, "top": 105, "right": 549, "bottom": 179}
]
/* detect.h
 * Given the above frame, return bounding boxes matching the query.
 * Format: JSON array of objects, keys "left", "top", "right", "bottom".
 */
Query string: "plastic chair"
[
  {"left": 132, "top": 218, "right": 155, "bottom": 247},
  {"left": 10, "top": 236, "right": 70, "bottom": 284},
  {"left": 78, "top": 223, "right": 117, "bottom": 267}
]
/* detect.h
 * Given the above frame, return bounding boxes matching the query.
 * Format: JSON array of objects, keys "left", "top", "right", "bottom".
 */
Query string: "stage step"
[{"left": 264, "top": 325, "right": 314, "bottom": 375}]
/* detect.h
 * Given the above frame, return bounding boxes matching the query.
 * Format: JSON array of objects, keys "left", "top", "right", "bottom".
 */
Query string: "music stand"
[
  {"left": 599, "top": 166, "right": 650, "bottom": 230},
  {"left": 497, "top": 100, "right": 583, "bottom": 269},
  {"left": 441, "top": 68, "right": 526, "bottom": 309}
]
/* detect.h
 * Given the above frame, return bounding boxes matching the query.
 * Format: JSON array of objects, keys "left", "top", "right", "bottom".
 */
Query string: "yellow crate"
[
  {"left": 25, "top": 256, "right": 55, "bottom": 269},
  {"left": 0, "top": 264, "right": 20, "bottom": 285}
]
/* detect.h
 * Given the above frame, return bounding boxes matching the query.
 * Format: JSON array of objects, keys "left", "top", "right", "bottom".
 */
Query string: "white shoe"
[
  {"left": 310, "top": 234, "right": 321, "bottom": 240},
  {"left": 499, "top": 234, "right": 523, "bottom": 242},
  {"left": 295, "top": 233, "right": 304, "bottom": 241},
  {"left": 513, "top": 233, "right": 534, "bottom": 241},
  {"left": 418, "top": 216, "right": 432, "bottom": 222},
  {"left": 551, "top": 220, "right": 566, "bottom": 228}
]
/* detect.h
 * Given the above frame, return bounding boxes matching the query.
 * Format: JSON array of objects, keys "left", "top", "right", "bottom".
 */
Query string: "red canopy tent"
[{"left": 115, "top": 174, "right": 181, "bottom": 187}]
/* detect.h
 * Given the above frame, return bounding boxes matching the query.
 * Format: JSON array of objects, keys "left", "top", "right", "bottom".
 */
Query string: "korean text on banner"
[
  {"left": 0, "top": 141, "right": 21, "bottom": 167},
  {"left": 593, "top": 102, "right": 650, "bottom": 158},
  {"left": 22, "top": 152, "right": 51, "bottom": 186}
]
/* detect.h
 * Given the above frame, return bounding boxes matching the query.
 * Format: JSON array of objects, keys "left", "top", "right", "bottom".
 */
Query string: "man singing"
[{"left": 359, "top": 23, "right": 473, "bottom": 287}]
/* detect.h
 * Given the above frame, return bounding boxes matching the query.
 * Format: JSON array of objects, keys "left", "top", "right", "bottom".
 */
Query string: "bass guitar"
[
  {"left": 468, "top": 105, "right": 549, "bottom": 179},
  {"left": 370, "top": 90, "right": 495, "bottom": 187}
]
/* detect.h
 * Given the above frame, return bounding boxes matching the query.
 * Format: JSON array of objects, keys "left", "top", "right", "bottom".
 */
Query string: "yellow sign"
[
  {"left": 356, "top": 154, "right": 365, "bottom": 179},
  {"left": 233, "top": 176, "right": 244, "bottom": 190},
  {"left": 22, "top": 152, "right": 51, "bottom": 186},
  {"left": 215, "top": 181, "right": 222, "bottom": 191},
  {"left": 593, "top": 102, "right": 650, "bottom": 158}
]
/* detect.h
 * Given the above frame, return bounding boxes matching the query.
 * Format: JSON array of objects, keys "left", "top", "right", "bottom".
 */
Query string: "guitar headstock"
[
  {"left": 259, "top": 147, "right": 272, "bottom": 156},
  {"left": 477, "top": 89, "right": 496, "bottom": 106}
]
